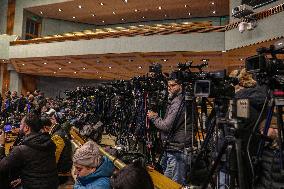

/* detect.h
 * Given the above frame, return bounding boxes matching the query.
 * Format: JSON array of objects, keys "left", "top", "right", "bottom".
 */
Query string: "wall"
[
  {"left": 9, "top": 32, "right": 225, "bottom": 58},
  {"left": 14, "top": 0, "right": 72, "bottom": 37},
  {"left": 41, "top": 18, "right": 94, "bottom": 36},
  {"left": 37, "top": 76, "right": 105, "bottom": 98},
  {"left": 0, "top": 0, "right": 8, "bottom": 34}
]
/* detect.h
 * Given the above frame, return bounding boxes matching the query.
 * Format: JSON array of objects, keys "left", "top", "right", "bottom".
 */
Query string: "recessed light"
[
  {"left": 100, "top": 2, "right": 104, "bottom": 6},
  {"left": 222, "top": 50, "right": 226, "bottom": 52},
  {"left": 59, "top": 67, "right": 62, "bottom": 70},
  {"left": 188, "top": 12, "right": 191, "bottom": 16},
  {"left": 74, "top": 71, "right": 77, "bottom": 74},
  {"left": 68, "top": 61, "right": 72, "bottom": 64},
  {"left": 96, "top": 71, "right": 99, "bottom": 73},
  {"left": 121, "top": 18, "right": 124, "bottom": 21},
  {"left": 142, "top": 16, "right": 145, "bottom": 19},
  {"left": 43, "top": 62, "right": 47, "bottom": 65},
  {"left": 22, "top": 63, "right": 25, "bottom": 66},
  {"left": 99, "top": 76, "right": 102, "bottom": 78},
  {"left": 78, "top": 5, "right": 82, "bottom": 8},
  {"left": 134, "top": 9, "right": 138, "bottom": 12},
  {"left": 112, "top": 11, "right": 116, "bottom": 15},
  {"left": 138, "top": 66, "right": 142, "bottom": 69},
  {"left": 40, "top": 11, "right": 43, "bottom": 14},
  {"left": 202, "top": 59, "right": 208, "bottom": 62},
  {"left": 164, "top": 14, "right": 167, "bottom": 17},
  {"left": 240, "top": 58, "right": 244, "bottom": 61},
  {"left": 212, "top": 10, "right": 216, "bottom": 14},
  {"left": 59, "top": 9, "right": 62, "bottom": 12},
  {"left": 185, "top": 5, "right": 188, "bottom": 7},
  {"left": 278, "top": 42, "right": 283, "bottom": 46},
  {"left": 158, "top": 6, "right": 162, "bottom": 10},
  {"left": 72, "top": 16, "right": 76, "bottom": 19},
  {"left": 163, "top": 59, "right": 168, "bottom": 62},
  {"left": 2, "top": 60, "right": 5, "bottom": 62},
  {"left": 211, "top": 2, "right": 215, "bottom": 5},
  {"left": 83, "top": 67, "right": 86, "bottom": 70},
  {"left": 53, "top": 72, "right": 56, "bottom": 74},
  {"left": 102, "top": 20, "right": 105, "bottom": 23},
  {"left": 92, "top": 14, "right": 95, "bottom": 17},
  {"left": 109, "top": 66, "right": 112, "bottom": 69}
]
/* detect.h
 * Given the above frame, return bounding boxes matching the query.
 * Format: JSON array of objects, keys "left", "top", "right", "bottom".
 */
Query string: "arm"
[
  {"left": 51, "top": 134, "right": 65, "bottom": 163},
  {"left": 0, "top": 146, "right": 24, "bottom": 171}
]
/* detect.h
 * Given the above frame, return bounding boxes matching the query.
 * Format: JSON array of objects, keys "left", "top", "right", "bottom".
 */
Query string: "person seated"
[
  {"left": 111, "top": 161, "right": 154, "bottom": 189},
  {"left": 41, "top": 116, "right": 73, "bottom": 185},
  {"left": 0, "top": 113, "right": 58, "bottom": 189},
  {"left": 73, "top": 141, "right": 114, "bottom": 189}
]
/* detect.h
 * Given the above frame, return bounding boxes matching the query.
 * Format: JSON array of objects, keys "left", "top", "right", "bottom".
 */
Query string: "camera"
[{"left": 232, "top": 4, "right": 254, "bottom": 18}]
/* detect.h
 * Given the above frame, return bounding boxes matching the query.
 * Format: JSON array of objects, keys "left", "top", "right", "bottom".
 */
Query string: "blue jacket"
[{"left": 74, "top": 156, "right": 114, "bottom": 189}]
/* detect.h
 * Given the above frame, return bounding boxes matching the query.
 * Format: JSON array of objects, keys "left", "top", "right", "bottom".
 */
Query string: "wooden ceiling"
[
  {"left": 9, "top": 38, "right": 283, "bottom": 80},
  {"left": 26, "top": 0, "right": 229, "bottom": 25}
]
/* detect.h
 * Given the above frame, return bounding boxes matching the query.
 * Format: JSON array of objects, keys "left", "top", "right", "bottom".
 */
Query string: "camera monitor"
[
  {"left": 245, "top": 54, "right": 266, "bottom": 73},
  {"left": 194, "top": 80, "right": 211, "bottom": 97}
]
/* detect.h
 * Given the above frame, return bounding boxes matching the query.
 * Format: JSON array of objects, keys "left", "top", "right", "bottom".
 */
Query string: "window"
[{"left": 25, "top": 18, "right": 41, "bottom": 40}]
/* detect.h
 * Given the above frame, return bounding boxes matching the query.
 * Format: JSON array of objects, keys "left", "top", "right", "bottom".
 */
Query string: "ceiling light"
[
  {"left": 68, "top": 61, "right": 71, "bottom": 64},
  {"left": 43, "top": 62, "right": 47, "bottom": 65},
  {"left": 202, "top": 59, "right": 208, "bottom": 62},
  {"left": 138, "top": 66, "right": 142, "bottom": 69},
  {"left": 278, "top": 42, "right": 283, "bottom": 46},
  {"left": 22, "top": 63, "right": 25, "bottom": 66},
  {"left": 53, "top": 72, "right": 56, "bottom": 74},
  {"left": 134, "top": 9, "right": 138, "bottom": 12},
  {"left": 109, "top": 66, "right": 112, "bottom": 69},
  {"left": 188, "top": 12, "right": 191, "bottom": 16},
  {"left": 100, "top": 2, "right": 104, "bottom": 6},
  {"left": 40, "top": 11, "right": 43, "bottom": 14},
  {"left": 158, "top": 6, "right": 162, "bottom": 10},
  {"left": 163, "top": 59, "right": 168, "bottom": 62},
  {"left": 121, "top": 18, "right": 124, "bottom": 21},
  {"left": 212, "top": 10, "right": 216, "bottom": 14},
  {"left": 72, "top": 16, "right": 76, "bottom": 19},
  {"left": 185, "top": 5, "right": 188, "bottom": 7},
  {"left": 83, "top": 67, "right": 86, "bottom": 70},
  {"left": 92, "top": 14, "right": 95, "bottom": 17},
  {"left": 123, "top": 0, "right": 128, "bottom": 3},
  {"left": 102, "top": 20, "right": 105, "bottom": 23},
  {"left": 97, "top": 71, "right": 99, "bottom": 73},
  {"left": 99, "top": 76, "right": 102, "bottom": 78},
  {"left": 78, "top": 5, "right": 82, "bottom": 8},
  {"left": 96, "top": 60, "right": 101, "bottom": 63},
  {"left": 58, "top": 9, "right": 62, "bottom": 12},
  {"left": 74, "top": 71, "right": 77, "bottom": 74},
  {"left": 112, "top": 11, "right": 116, "bottom": 15},
  {"left": 142, "top": 16, "right": 145, "bottom": 19},
  {"left": 211, "top": 2, "right": 215, "bottom": 5},
  {"left": 222, "top": 50, "right": 226, "bottom": 52},
  {"left": 240, "top": 58, "right": 244, "bottom": 61},
  {"left": 59, "top": 67, "right": 62, "bottom": 70}
]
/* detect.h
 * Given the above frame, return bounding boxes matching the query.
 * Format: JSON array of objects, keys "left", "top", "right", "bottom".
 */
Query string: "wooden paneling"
[
  {"left": 6, "top": 0, "right": 16, "bottom": 35},
  {"left": 21, "top": 74, "right": 37, "bottom": 95},
  {"left": 2, "top": 64, "right": 10, "bottom": 95}
]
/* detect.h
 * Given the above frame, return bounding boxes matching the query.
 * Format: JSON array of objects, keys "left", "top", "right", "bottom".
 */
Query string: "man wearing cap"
[
  {"left": 147, "top": 76, "right": 195, "bottom": 185},
  {"left": 72, "top": 141, "right": 114, "bottom": 189}
]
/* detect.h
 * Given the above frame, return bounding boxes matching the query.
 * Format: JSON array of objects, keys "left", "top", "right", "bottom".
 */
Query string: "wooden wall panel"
[
  {"left": 21, "top": 74, "right": 37, "bottom": 95},
  {"left": 6, "top": 0, "right": 16, "bottom": 35},
  {"left": 2, "top": 64, "right": 10, "bottom": 95}
]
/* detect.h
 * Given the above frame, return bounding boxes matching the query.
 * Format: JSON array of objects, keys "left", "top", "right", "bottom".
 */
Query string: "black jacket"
[{"left": 0, "top": 132, "right": 59, "bottom": 189}]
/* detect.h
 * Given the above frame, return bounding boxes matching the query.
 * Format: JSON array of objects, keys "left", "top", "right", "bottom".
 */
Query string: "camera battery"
[{"left": 237, "top": 99, "right": 250, "bottom": 119}]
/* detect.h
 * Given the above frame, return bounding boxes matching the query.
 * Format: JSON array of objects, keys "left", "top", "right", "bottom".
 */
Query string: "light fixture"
[
  {"left": 188, "top": 12, "right": 191, "bottom": 16},
  {"left": 113, "top": 11, "right": 116, "bottom": 15},
  {"left": 163, "top": 59, "right": 168, "bottom": 62},
  {"left": 185, "top": 5, "right": 188, "bottom": 7},
  {"left": 202, "top": 59, "right": 208, "bottom": 62},
  {"left": 109, "top": 66, "right": 112, "bottom": 69},
  {"left": 102, "top": 20, "right": 105, "bottom": 23},
  {"left": 92, "top": 14, "right": 95, "bottom": 17},
  {"left": 212, "top": 10, "right": 216, "bottom": 14},
  {"left": 83, "top": 67, "right": 86, "bottom": 70},
  {"left": 68, "top": 61, "right": 72, "bottom": 64},
  {"left": 99, "top": 76, "right": 102, "bottom": 78},
  {"left": 53, "top": 72, "right": 56, "bottom": 74},
  {"left": 72, "top": 16, "right": 76, "bottom": 19},
  {"left": 59, "top": 67, "right": 62, "bottom": 70},
  {"left": 22, "top": 63, "right": 25, "bottom": 66},
  {"left": 40, "top": 11, "right": 43, "bottom": 14},
  {"left": 278, "top": 42, "right": 283, "bottom": 46},
  {"left": 43, "top": 62, "right": 47, "bottom": 65},
  {"left": 74, "top": 71, "right": 77, "bottom": 74},
  {"left": 59, "top": 9, "right": 62, "bottom": 12},
  {"left": 96, "top": 60, "right": 101, "bottom": 63},
  {"left": 100, "top": 2, "right": 104, "bottom": 6},
  {"left": 158, "top": 6, "right": 162, "bottom": 10},
  {"left": 142, "top": 16, "right": 145, "bottom": 19},
  {"left": 164, "top": 14, "right": 167, "bottom": 17},
  {"left": 123, "top": 0, "right": 128, "bottom": 3},
  {"left": 134, "top": 9, "right": 138, "bottom": 12},
  {"left": 240, "top": 58, "right": 244, "bottom": 61},
  {"left": 121, "top": 18, "right": 124, "bottom": 21},
  {"left": 222, "top": 50, "right": 226, "bottom": 53},
  {"left": 211, "top": 2, "right": 215, "bottom": 5},
  {"left": 138, "top": 66, "right": 142, "bottom": 69},
  {"left": 78, "top": 5, "right": 82, "bottom": 8}
]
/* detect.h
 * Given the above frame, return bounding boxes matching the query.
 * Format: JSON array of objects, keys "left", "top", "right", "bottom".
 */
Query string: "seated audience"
[{"left": 73, "top": 140, "right": 114, "bottom": 189}]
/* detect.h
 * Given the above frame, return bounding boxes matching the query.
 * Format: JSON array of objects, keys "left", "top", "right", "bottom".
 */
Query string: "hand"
[
  {"left": 0, "top": 130, "right": 5, "bottom": 145},
  {"left": 147, "top": 111, "right": 158, "bottom": 119},
  {"left": 11, "top": 178, "right": 21, "bottom": 188}
]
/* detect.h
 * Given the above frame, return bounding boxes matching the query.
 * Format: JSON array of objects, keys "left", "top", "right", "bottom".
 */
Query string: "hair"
[
  {"left": 111, "top": 161, "right": 154, "bottom": 189},
  {"left": 40, "top": 117, "right": 52, "bottom": 128},
  {"left": 24, "top": 113, "right": 42, "bottom": 133}
]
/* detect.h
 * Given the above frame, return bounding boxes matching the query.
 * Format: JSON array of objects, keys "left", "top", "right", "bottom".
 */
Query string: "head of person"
[
  {"left": 28, "top": 94, "right": 34, "bottom": 102},
  {"left": 34, "top": 89, "right": 40, "bottom": 96},
  {"left": 11, "top": 91, "right": 17, "bottom": 98},
  {"left": 168, "top": 73, "right": 182, "bottom": 97},
  {"left": 26, "top": 91, "right": 31, "bottom": 97},
  {"left": 73, "top": 141, "right": 102, "bottom": 178},
  {"left": 5, "top": 91, "right": 11, "bottom": 98},
  {"left": 40, "top": 117, "right": 53, "bottom": 133},
  {"left": 20, "top": 113, "right": 42, "bottom": 135},
  {"left": 111, "top": 161, "right": 154, "bottom": 189}
]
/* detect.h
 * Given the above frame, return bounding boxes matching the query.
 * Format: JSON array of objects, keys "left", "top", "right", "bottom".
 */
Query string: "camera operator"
[
  {"left": 147, "top": 76, "right": 194, "bottom": 185},
  {"left": 0, "top": 113, "right": 59, "bottom": 189}
]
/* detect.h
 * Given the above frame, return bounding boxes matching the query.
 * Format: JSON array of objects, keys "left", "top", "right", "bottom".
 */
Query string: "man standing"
[
  {"left": 147, "top": 77, "right": 195, "bottom": 185},
  {"left": 0, "top": 113, "right": 59, "bottom": 189}
]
